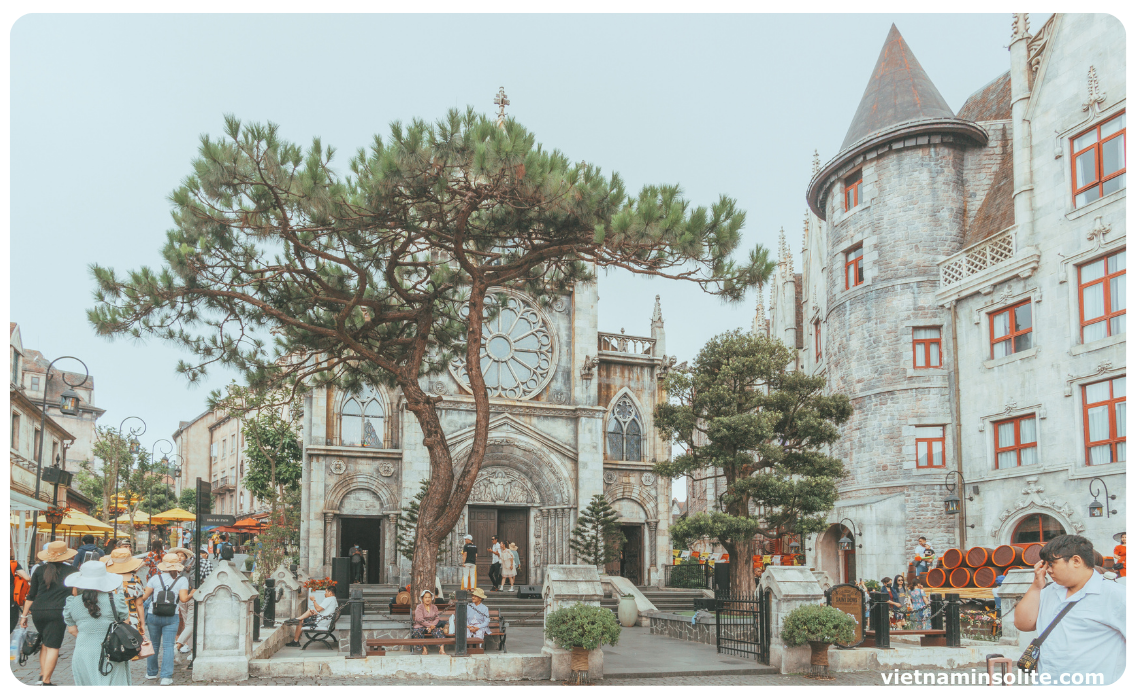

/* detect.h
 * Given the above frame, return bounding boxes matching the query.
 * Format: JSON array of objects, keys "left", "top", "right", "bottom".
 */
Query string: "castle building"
[
  {"left": 764, "top": 14, "right": 1126, "bottom": 584},
  {"left": 293, "top": 282, "right": 675, "bottom": 586}
]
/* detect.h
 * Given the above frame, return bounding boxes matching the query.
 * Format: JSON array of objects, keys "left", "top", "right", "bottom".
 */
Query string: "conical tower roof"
[{"left": 840, "top": 24, "right": 955, "bottom": 151}]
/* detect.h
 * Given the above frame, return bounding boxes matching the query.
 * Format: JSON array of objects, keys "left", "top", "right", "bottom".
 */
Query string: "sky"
[{"left": 9, "top": 12, "right": 1050, "bottom": 499}]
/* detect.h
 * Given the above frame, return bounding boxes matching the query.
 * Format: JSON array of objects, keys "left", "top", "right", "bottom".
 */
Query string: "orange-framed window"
[
  {"left": 1083, "top": 376, "right": 1125, "bottom": 465},
  {"left": 844, "top": 170, "right": 863, "bottom": 212},
  {"left": 913, "top": 327, "right": 942, "bottom": 368},
  {"left": 915, "top": 426, "right": 945, "bottom": 468},
  {"left": 845, "top": 246, "right": 864, "bottom": 289},
  {"left": 989, "top": 300, "right": 1032, "bottom": 358},
  {"left": 813, "top": 319, "right": 822, "bottom": 360},
  {"left": 1011, "top": 514, "right": 1065, "bottom": 545},
  {"left": 994, "top": 415, "right": 1038, "bottom": 469},
  {"left": 1072, "top": 112, "right": 1125, "bottom": 208},
  {"left": 1078, "top": 250, "right": 1126, "bottom": 343}
]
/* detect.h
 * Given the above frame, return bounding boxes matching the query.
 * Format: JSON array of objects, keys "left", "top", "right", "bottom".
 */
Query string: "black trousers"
[
  {"left": 352, "top": 562, "right": 364, "bottom": 583},
  {"left": 489, "top": 563, "right": 502, "bottom": 589}
]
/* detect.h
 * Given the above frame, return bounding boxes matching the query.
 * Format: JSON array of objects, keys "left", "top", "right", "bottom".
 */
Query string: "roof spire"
[
  {"left": 811, "top": 150, "right": 820, "bottom": 175},
  {"left": 494, "top": 87, "right": 510, "bottom": 128},
  {"left": 751, "top": 284, "right": 768, "bottom": 337},
  {"left": 840, "top": 24, "right": 954, "bottom": 151},
  {"left": 651, "top": 294, "right": 663, "bottom": 324}
]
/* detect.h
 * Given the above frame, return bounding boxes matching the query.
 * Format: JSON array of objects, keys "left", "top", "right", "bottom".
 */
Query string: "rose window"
[{"left": 449, "top": 290, "right": 557, "bottom": 400}]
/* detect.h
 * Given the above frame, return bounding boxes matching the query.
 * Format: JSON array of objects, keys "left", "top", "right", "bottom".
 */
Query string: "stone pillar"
[
  {"left": 192, "top": 560, "right": 259, "bottom": 682},
  {"left": 646, "top": 521, "right": 658, "bottom": 569},
  {"left": 1009, "top": 13, "right": 1035, "bottom": 238},
  {"left": 386, "top": 513, "right": 399, "bottom": 584},
  {"left": 323, "top": 512, "right": 336, "bottom": 571},
  {"left": 993, "top": 568, "right": 1037, "bottom": 648},
  {"left": 543, "top": 565, "right": 605, "bottom": 681},
  {"left": 269, "top": 562, "right": 302, "bottom": 619},
  {"left": 760, "top": 566, "right": 827, "bottom": 675}
]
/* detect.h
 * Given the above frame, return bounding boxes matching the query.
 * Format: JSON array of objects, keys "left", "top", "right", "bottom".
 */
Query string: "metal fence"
[
  {"left": 714, "top": 591, "right": 771, "bottom": 664},
  {"left": 663, "top": 561, "right": 713, "bottom": 589}
]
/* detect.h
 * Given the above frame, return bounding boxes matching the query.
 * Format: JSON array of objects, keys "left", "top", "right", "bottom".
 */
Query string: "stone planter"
[{"left": 617, "top": 595, "right": 638, "bottom": 627}]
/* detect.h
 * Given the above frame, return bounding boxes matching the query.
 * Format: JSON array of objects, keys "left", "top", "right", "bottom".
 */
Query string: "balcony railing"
[
  {"left": 211, "top": 476, "right": 234, "bottom": 493},
  {"left": 939, "top": 226, "right": 1016, "bottom": 289},
  {"left": 598, "top": 331, "right": 656, "bottom": 356}
]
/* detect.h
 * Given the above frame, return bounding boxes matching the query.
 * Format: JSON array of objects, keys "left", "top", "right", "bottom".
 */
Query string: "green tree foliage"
[
  {"left": 569, "top": 494, "right": 624, "bottom": 569},
  {"left": 86, "top": 427, "right": 157, "bottom": 531},
  {"left": 778, "top": 604, "right": 857, "bottom": 646},
  {"left": 139, "top": 485, "right": 177, "bottom": 516},
  {"left": 396, "top": 479, "right": 447, "bottom": 564},
  {"left": 216, "top": 385, "right": 303, "bottom": 505},
  {"left": 544, "top": 603, "right": 622, "bottom": 650},
  {"left": 654, "top": 329, "right": 852, "bottom": 594},
  {"left": 178, "top": 488, "right": 198, "bottom": 513},
  {"left": 87, "top": 110, "right": 773, "bottom": 597}
]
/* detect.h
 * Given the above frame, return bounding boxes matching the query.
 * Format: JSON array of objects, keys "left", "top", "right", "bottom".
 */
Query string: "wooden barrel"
[
  {"left": 1003, "top": 566, "right": 1021, "bottom": 576},
  {"left": 926, "top": 568, "right": 947, "bottom": 588},
  {"left": 992, "top": 545, "right": 1024, "bottom": 567},
  {"left": 1103, "top": 555, "right": 1116, "bottom": 569},
  {"left": 973, "top": 566, "right": 997, "bottom": 588},
  {"left": 966, "top": 546, "right": 991, "bottom": 568},
  {"left": 1022, "top": 543, "right": 1045, "bottom": 565},
  {"left": 942, "top": 548, "right": 964, "bottom": 569},
  {"left": 949, "top": 567, "right": 972, "bottom": 589}
]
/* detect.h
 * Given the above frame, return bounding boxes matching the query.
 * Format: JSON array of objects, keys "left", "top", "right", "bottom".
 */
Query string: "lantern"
[
  {"left": 59, "top": 386, "right": 81, "bottom": 416},
  {"left": 1089, "top": 498, "right": 1105, "bottom": 518},
  {"left": 838, "top": 535, "right": 854, "bottom": 551},
  {"left": 943, "top": 490, "right": 961, "bottom": 515},
  {"left": 129, "top": 439, "right": 140, "bottom": 456}
]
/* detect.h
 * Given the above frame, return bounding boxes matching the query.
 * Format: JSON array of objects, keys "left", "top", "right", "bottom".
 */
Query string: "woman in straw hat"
[
  {"left": 140, "top": 553, "right": 194, "bottom": 684},
  {"left": 168, "top": 547, "right": 195, "bottom": 655},
  {"left": 62, "top": 560, "right": 133, "bottom": 685},
  {"left": 103, "top": 548, "right": 148, "bottom": 644},
  {"left": 17, "top": 540, "right": 78, "bottom": 685}
]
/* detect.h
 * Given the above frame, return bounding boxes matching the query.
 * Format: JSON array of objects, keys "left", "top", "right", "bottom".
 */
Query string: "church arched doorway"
[{"left": 817, "top": 523, "right": 856, "bottom": 586}]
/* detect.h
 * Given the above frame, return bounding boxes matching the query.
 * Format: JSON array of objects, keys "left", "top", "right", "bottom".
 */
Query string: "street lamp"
[
  {"left": 112, "top": 416, "right": 147, "bottom": 542},
  {"left": 26, "top": 356, "right": 88, "bottom": 569},
  {"left": 837, "top": 517, "right": 862, "bottom": 550},
  {"left": 943, "top": 471, "right": 970, "bottom": 515},
  {"left": 1088, "top": 477, "right": 1116, "bottom": 518}
]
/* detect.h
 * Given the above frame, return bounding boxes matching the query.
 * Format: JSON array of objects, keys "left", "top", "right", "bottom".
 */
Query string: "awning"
[{"left": 10, "top": 490, "right": 52, "bottom": 512}]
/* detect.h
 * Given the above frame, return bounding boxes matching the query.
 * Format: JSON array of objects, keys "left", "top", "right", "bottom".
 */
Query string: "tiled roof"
[
  {"left": 964, "top": 148, "right": 1015, "bottom": 246},
  {"left": 840, "top": 24, "right": 955, "bottom": 151},
  {"left": 957, "top": 71, "right": 1012, "bottom": 122}
]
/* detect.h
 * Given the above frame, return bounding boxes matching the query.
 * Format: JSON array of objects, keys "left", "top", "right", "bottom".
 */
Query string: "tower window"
[
  {"left": 1083, "top": 376, "right": 1125, "bottom": 465},
  {"left": 341, "top": 386, "right": 385, "bottom": 448},
  {"left": 1078, "top": 251, "right": 1126, "bottom": 343},
  {"left": 912, "top": 328, "right": 942, "bottom": 368},
  {"left": 845, "top": 246, "right": 864, "bottom": 289},
  {"left": 606, "top": 395, "right": 643, "bottom": 462},
  {"left": 843, "top": 170, "right": 863, "bottom": 212},
  {"left": 994, "top": 415, "right": 1038, "bottom": 469},
  {"left": 915, "top": 426, "right": 945, "bottom": 468},
  {"left": 1072, "top": 112, "right": 1125, "bottom": 208},
  {"left": 989, "top": 301, "right": 1032, "bottom": 358}
]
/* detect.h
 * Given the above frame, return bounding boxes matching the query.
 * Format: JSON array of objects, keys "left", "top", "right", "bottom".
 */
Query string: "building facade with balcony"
[{"left": 763, "top": 14, "right": 1126, "bottom": 585}]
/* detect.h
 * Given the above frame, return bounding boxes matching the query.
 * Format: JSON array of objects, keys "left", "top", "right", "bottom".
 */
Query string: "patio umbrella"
[
  {"left": 233, "top": 517, "right": 264, "bottom": 529},
  {"left": 29, "top": 510, "right": 114, "bottom": 534},
  {"left": 113, "top": 510, "right": 164, "bottom": 525},
  {"left": 151, "top": 508, "right": 196, "bottom": 522}
]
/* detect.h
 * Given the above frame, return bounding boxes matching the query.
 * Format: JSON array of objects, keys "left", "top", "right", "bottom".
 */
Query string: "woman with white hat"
[
  {"left": 140, "top": 553, "right": 195, "bottom": 684},
  {"left": 103, "top": 548, "right": 148, "bottom": 643},
  {"left": 17, "top": 540, "right": 79, "bottom": 685},
  {"left": 62, "top": 560, "right": 132, "bottom": 685}
]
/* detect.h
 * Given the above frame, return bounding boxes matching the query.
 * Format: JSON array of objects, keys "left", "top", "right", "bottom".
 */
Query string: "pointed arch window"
[
  {"left": 607, "top": 395, "right": 643, "bottom": 462},
  {"left": 341, "top": 387, "right": 385, "bottom": 448}
]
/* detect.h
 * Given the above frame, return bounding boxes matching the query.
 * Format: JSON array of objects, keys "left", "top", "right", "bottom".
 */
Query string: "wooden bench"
[
  {"left": 861, "top": 629, "right": 947, "bottom": 647},
  {"left": 281, "top": 603, "right": 346, "bottom": 651},
  {"left": 367, "top": 608, "right": 507, "bottom": 655}
]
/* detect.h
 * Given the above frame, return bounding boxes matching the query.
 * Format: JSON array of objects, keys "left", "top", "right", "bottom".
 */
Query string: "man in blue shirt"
[{"left": 1013, "top": 534, "right": 1125, "bottom": 685}]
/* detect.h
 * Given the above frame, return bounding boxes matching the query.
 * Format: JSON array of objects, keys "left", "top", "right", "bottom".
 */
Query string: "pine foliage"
[
  {"left": 569, "top": 494, "right": 624, "bottom": 568},
  {"left": 396, "top": 479, "right": 447, "bottom": 563}
]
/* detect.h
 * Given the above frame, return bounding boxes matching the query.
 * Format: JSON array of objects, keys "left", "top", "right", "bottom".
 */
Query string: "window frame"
[
  {"left": 1071, "top": 111, "right": 1126, "bottom": 208},
  {"left": 988, "top": 300, "right": 1033, "bottom": 359},
  {"left": 912, "top": 328, "right": 942, "bottom": 369},
  {"left": 606, "top": 394, "right": 644, "bottom": 462},
  {"left": 844, "top": 246, "right": 864, "bottom": 290},
  {"left": 914, "top": 426, "right": 946, "bottom": 468},
  {"left": 1011, "top": 513, "right": 1065, "bottom": 545},
  {"left": 1077, "top": 252, "right": 1126, "bottom": 343},
  {"left": 11, "top": 412, "right": 20, "bottom": 451},
  {"left": 843, "top": 170, "right": 863, "bottom": 212},
  {"left": 1082, "top": 377, "right": 1126, "bottom": 465},
  {"left": 813, "top": 319, "right": 822, "bottom": 360},
  {"left": 993, "top": 414, "right": 1038, "bottom": 469},
  {"left": 30, "top": 376, "right": 40, "bottom": 392}
]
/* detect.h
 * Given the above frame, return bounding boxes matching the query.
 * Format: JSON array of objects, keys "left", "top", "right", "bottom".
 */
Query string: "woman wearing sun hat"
[
  {"left": 18, "top": 540, "right": 78, "bottom": 685},
  {"left": 140, "top": 553, "right": 195, "bottom": 684},
  {"left": 62, "top": 560, "right": 133, "bottom": 685},
  {"left": 168, "top": 547, "right": 196, "bottom": 655},
  {"left": 103, "top": 548, "right": 148, "bottom": 645}
]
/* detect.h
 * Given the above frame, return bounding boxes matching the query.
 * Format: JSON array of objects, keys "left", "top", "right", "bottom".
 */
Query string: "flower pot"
[
  {"left": 570, "top": 646, "right": 591, "bottom": 684},
  {"left": 807, "top": 640, "right": 833, "bottom": 680},
  {"left": 617, "top": 594, "right": 638, "bottom": 627}
]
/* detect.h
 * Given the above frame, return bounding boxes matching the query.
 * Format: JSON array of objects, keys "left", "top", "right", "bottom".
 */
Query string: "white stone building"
[{"left": 763, "top": 14, "right": 1126, "bottom": 584}]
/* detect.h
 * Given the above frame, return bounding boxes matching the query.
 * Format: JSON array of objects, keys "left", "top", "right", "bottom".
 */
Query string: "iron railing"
[
  {"left": 714, "top": 591, "right": 771, "bottom": 664},
  {"left": 664, "top": 561, "right": 713, "bottom": 590}
]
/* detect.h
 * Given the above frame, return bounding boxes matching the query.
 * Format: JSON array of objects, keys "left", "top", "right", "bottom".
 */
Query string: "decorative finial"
[
  {"left": 652, "top": 295, "right": 663, "bottom": 323},
  {"left": 811, "top": 150, "right": 820, "bottom": 175},
  {"left": 1083, "top": 65, "right": 1106, "bottom": 117},
  {"left": 802, "top": 210, "right": 810, "bottom": 249},
  {"left": 1011, "top": 13, "right": 1030, "bottom": 41},
  {"left": 751, "top": 284, "right": 768, "bottom": 337},
  {"left": 494, "top": 87, "right": 510, "bottom": 127}
]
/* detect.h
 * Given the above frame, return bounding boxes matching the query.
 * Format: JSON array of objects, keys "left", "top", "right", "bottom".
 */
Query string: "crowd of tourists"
[
  {"left": 11, "top": 534, "right": 221, "bottom": 686},
  {"left": 459, "top": 534, "right": 520, "bottom": 592}
]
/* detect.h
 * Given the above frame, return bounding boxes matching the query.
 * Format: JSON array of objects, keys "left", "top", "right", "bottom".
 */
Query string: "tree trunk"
[{"left": 725, "top": 540, "right": 755, "bottom": 596}]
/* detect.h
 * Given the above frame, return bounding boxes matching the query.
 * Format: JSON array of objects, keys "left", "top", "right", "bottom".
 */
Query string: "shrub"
[
  {"left": 544, "top": 603, "right": 622, "bottom": 651},
  {"left": 863, "top": 579, "right": 881, "bottom": 592},
  {"left": 779, "top": 603, "right": 857, "bottom": 647}
]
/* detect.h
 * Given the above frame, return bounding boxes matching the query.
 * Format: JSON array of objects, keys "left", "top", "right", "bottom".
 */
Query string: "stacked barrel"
[{"left": 923, "top": 545, "right": 1038, "bottom": 588}]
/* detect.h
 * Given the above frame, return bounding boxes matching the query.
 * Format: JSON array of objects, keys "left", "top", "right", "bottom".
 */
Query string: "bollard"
[
  {"left": 930, "top": 593, "right": 944, "bottom": 631},
  {"left": 873, "top": 590, "right": 891, "bottom": 649},
  {"left": 348, "top": 586, "right": 364, "bottom": 659},
  {"left": 453, "top": 590, "right": 469, "bottom": 657},
  {"left": 252, "top": 595, "right": 261, "bottom": 642},
  {"left": 263, "top": 578, "right": 277, "bottom": 628},
  {"left": 945, "top": 594, "right": 961, "bottom": 647}
]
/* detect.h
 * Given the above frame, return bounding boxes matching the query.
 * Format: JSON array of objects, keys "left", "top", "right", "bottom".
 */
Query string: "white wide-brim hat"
[{"left": 65, "top": 559, "right": 123, "bottom": 592}]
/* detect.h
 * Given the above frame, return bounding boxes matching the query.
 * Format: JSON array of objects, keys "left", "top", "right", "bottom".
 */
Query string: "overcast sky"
[{"left": 9, "top": 13, "right": 1049, "bottom": 498}]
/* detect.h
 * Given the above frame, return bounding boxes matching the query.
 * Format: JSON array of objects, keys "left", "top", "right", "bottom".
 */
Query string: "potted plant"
[
  {"left": 544, "top": 603, "right": 621, "bottom": 684},
  {"left": 779, "top": 603, "right": 857, "bottom": 680}
]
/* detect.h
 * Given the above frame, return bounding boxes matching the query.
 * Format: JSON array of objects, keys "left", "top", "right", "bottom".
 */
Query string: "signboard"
[
  {"left": 199, "top": 514, "right": 236, "bottom": 526},
  {"left": 197, "top": 480, "right": 211, "bottom": 511},
  {"left": 827, "top": 583, "right": 865, "bottom": 646}
]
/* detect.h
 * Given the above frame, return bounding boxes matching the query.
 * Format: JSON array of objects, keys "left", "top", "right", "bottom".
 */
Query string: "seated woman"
[{"left": 411, "top": 589, "right": 446, "bottom": 655}]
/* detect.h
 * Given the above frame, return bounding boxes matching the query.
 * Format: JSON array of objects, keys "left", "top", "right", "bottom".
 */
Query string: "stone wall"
[{"left": 649, "top": 612, "right": 715, "bottom": 645}]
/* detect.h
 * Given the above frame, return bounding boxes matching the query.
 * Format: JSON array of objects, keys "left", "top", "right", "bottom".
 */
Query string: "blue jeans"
[
  {"left": 915, "top": 561, "right": 929, "bottom": 576},
  {"left": 147, "top": 612, "right": 180, "bottom": 679}
]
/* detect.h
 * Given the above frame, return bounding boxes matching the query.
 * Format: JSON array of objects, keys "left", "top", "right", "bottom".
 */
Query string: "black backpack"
[
  {"left": 100, "top": 597, "right": 143, "bottom": 673},
  {"left": 19, "top": 629, "right": 42, "bottom": 665},
  {"left": 76, "top": 547, "right": 103, "bottom": 566},
  {"left": 152, "top": 575, "right": 179, "bottom": 617},
  {"left": 219, "top": 542, "right": 234, "bottom": 561}
]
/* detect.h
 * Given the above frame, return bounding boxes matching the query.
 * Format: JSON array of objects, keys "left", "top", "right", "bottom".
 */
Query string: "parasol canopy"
[
  {"left": 112, "top": 510, "right": 164, "bottom": 525},
  {"left": 151, "top": 508, "right": 196, "bottom": 522},
  {"left": 233, "top": 517, "right": 265, "bottom": 529},
  {"left": 20, "top": 510, "right": 114, "bottom": 534}
]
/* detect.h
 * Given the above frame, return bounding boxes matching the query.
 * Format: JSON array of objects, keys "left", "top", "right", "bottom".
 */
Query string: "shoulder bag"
[
  {"left": 1016, "top": 601, "right": 1077, "bottom": 672},
  {"left": 100, "top": 595, "right": 144, "bottom": 674}
]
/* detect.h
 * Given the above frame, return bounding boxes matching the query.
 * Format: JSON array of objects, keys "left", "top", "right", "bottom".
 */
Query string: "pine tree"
[
  {"left": 396, "top": 479, "right": 447, "bottom": 564},
  {"left": 569, "top": 495, "right": 624, "bottom": 570}
]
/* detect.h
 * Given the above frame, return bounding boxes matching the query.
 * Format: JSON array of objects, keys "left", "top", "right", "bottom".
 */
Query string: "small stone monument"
[
  {"left": 993, "top": 568, "right": 1037, "bottom": 648},
  {"left": 761, "top": 565, "right": 826, "bottom": 673},
  {"left": 192, "top": 559, "right": 259, "bottom": 682},
  {"left": 542, "top": 564, "right": 605, "bottom": 681},
  {"left": 270, "top": 562, "right": 303, "bottom": 619}
]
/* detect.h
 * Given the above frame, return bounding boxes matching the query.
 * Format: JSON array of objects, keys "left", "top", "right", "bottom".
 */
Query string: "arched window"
[
  {"left": 1012, "top": 514, "right": 1065, "bottom": 544},
  {"left": 341, "top": 386, "right": 385, "bottom": 448},
  {"left": 607, "top": 395, "right": 643, "bottom": 462}
]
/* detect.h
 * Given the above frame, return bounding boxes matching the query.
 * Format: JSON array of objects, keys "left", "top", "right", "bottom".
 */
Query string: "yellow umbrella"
[
  {"left": 150, "top": 508, "right": 196, "bottom": 522},
  {"left": 31, "top": 510, "right": 113, "bottom": 533},
  {"left": 113, "top": 510, "right": 163, "bottom": 525}
]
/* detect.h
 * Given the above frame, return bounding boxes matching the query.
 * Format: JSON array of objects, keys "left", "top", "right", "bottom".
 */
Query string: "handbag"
[
  {"left": 1016, "top": 601, "right": 1077, "bottom": 672},
  {"left": 19, "top": 628, "right": 42, "bottom": 666},
  {"left": 99, "top": 596, "right": 144, "bottom": 675}
]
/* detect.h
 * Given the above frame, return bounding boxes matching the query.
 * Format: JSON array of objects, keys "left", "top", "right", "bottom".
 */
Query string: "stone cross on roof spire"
[
  {"left": 494, "top": 87, "right": 510, "bottom": 127},
  {"left": 652, "top": 294, "right": 663, "bottom": 323},
  {"left": 811, "top": 150, "right": 820, "bottom": 175}
]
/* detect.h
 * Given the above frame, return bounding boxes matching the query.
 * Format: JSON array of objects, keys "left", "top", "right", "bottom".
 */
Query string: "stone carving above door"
[
  {"left": 329, "top": 460, "right": 347, "bottom": 475},
  {"left": 339, "top": 488, "right": 384, "bottom": 516},
  {"left": 469, "top": 467, "right": 541, "bottom": 506},
  {"left": 377, "top": 461, "right": 396, "bottom": 477},
  {"left": 988, "top": 476, "right": 1085, "bottom": 538}
]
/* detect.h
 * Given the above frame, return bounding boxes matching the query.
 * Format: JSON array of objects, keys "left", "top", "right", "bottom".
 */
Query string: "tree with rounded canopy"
[
  {"left": 653, "top": 329, "right": 852, "bottom": 595},
  {"left": 88, "top": 108, "right": 773, "bottom": 599}
]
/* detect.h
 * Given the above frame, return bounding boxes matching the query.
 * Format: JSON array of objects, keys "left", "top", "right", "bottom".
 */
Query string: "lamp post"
[
  {"left": 46, "top": 441, "right": 75, "bottom": 541},
  {"left": 942, "top": 471, "right": 975, "bottom": 548},
  {"left": 837, "top": 517, "right": 862, "bottom": 551},
  {"left": 144, "top": 440, "right": 174, "bottom": 547},
  {"left": 112, "top": 416, "right": 147, "bottom": 542},
  {"left": 26, "top": 356, "right": 88, "bottom": 569},
  {"left": 1087, "top": 477, "right": 1117, "bottom": 518}
]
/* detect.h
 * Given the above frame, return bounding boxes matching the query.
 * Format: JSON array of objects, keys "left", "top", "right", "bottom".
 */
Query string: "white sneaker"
[
  {"left": 146, "top": 674, "right": 158, "bottom": 680},
  {"left": 160, "top": 678, "right": 174, "bottom": 686},
  {"left": 178, "top": 645, "right": 191, "bottom": 653}
]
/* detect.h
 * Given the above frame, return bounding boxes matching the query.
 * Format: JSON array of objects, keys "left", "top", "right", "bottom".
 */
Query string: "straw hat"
[
  {"left": 37, "top": 540, "right": 77, "bottom": 563},
  {"left": 103, "top": 547, "right": 144, "bottom": 575},
  {"left": 65, "top": 560, "right": 123, "bottom": 592},
  {"left": 509, "top": 542, "right": 518, "bottom": 550},
  {"left": 169, "top": 547, "right": 194, "bottom": 561},
  {"left": 470, "top": 587, "right": 487, "bottom": 600},
  {"left": 156, "top": 553, "right": 185, "bottom": 572}
]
